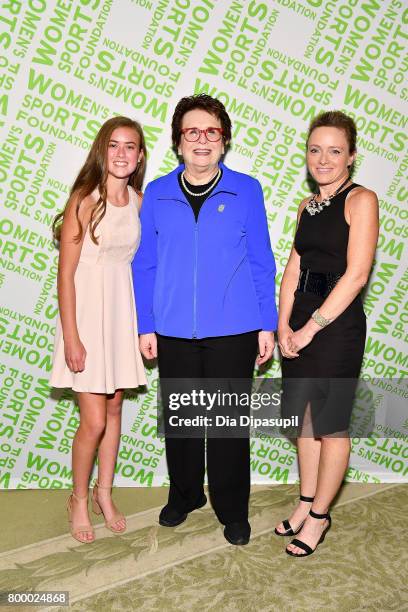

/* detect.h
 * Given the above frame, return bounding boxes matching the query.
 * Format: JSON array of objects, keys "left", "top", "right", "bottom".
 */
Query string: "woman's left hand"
[
  {"left": 287, "top": 326, "right": 315, "bottom": 354},
  {"left": 256, "top": 331, "right": 275, "bottom": 366}
]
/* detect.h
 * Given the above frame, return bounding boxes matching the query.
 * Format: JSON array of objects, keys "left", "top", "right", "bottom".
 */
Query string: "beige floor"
[
  {"left": 0, "top": 484, "right": 407, "bottom": 612},
  {"left": 0, "top": 487, "right": 168, "bottom": 553},
  {"left": 0, "top": 482, "right": 387, "bottom": 554}
]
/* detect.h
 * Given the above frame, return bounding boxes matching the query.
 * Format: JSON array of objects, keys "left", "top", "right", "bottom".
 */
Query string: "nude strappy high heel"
[
  {"left": 66, "top": 492, "right": 95, "bottom": 543},
  {"left": 91, "top": 481, "right": 127, "bottom": 534}
]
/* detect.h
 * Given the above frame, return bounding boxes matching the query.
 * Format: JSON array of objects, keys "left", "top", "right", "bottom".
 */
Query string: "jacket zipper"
[
  {"left": 193, "top": 224, "right": 198, "bottom": 338},
  {"left": 159, "top": 187, "right": 236, "bottom": 340}
]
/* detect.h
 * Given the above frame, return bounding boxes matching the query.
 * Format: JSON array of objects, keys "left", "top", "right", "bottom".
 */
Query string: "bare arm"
[
  {"left": 57, "top": 194, "right": 94, "bottom": 372},
  {"left": 315, "top": 188, "right": 379, "bottom": 320},
  {"left": 289, "top": 188, "right": 379, "bottom": 352}
]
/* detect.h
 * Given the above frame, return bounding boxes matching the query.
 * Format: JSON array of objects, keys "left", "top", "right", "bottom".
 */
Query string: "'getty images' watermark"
[
  {"left": 165, "top": 388, "right": 298, "bottom": 433},
  {"left": 168, "top": 389, "right": 282, "bottom": 411},
  {"left": 158, "top": 378, "right": 407, "bottom": 439}
]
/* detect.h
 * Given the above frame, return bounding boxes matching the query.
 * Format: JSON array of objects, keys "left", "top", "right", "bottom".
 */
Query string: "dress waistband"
[{"left": 297, "top": 269, "right": 343, "bottom": 298}]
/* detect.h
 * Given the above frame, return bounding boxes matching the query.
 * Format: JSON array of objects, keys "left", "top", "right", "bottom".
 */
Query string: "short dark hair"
[
  {"left": 171, "top": 93, "right": 232, "bottom": 148},
  {"left": 308, "top": 111, "right": 357, "bottom": 153}
]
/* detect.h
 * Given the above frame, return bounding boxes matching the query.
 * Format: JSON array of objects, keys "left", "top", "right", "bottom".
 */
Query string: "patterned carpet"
[{"left": 0, "top": 484, "right": 407, "bottom": 612}]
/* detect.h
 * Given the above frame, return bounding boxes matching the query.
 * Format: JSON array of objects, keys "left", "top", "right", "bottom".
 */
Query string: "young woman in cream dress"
[{"left": 51, "top": 117, "right": 147, "bottom": 543}]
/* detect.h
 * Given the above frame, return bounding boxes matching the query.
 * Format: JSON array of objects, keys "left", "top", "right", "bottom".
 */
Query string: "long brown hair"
[{"left": 52, "top": 116, "right": 147, "bottom": 244}]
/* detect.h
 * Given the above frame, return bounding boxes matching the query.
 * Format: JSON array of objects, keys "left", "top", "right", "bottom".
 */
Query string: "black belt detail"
[{"left": 297, "top": 269, "right": 343, "bottom": 298}]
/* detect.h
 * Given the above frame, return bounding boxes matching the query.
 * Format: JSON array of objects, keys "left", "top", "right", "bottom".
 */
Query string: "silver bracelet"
[{"left": 311, "top": 309, "right": 332, "bottom": 328}]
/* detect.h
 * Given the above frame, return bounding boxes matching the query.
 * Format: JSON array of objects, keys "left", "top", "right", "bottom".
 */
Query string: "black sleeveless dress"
[{"left": 281, "top": 184, "right": 366, "bottom": 435}]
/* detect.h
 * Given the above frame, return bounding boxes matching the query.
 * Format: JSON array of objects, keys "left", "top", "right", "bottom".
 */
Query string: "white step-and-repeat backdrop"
[{"left": 0, "top": 0, "right": 407, "bottom": 488}]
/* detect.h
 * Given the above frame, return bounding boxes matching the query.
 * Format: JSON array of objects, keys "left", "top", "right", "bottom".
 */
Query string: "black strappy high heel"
[
  {"left": 274, "top": 495, "right": 315, "bottom": 537},
  {"left": 286, "top": 509, "right": 332, "bottom": 557}
]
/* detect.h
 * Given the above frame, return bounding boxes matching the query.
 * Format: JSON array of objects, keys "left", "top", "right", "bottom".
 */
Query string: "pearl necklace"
[
  {"left": 305, "top": 177, "right": 350, "bottom": 216},
  {"left": 181, "top": 168, "right": 221, "bottom": 197}
]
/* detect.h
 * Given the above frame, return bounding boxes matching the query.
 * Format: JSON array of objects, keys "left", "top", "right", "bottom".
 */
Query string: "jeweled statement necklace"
[
  {"left": 181, "top": 168, "right": 221, "bottom": 197},
  {"left": 305, "top": 176, "right": 350, "bottom": 216}
]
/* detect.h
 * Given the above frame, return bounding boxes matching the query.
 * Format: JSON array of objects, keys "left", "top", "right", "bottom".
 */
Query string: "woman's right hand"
[
  {"left": 278, "top": 325, "right": 299, "bottom": 359},
  {"left": 139, "top": 333, "right": 157, "bottom": 360},
  {"left": 64, "top": 337, "right": 87, "bottom": 372}
]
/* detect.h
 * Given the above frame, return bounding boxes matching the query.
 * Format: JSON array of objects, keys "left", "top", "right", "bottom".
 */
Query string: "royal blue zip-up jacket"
[{"left": 132, "top": 162, "right": 278, "bottom": 339}]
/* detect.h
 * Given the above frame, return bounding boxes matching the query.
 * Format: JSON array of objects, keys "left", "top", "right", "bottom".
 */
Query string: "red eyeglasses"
[{"left": 180, "top": 128, "right": 223, "bottom": 142}]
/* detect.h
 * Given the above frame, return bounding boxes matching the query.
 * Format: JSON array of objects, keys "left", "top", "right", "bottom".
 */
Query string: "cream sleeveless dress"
[{"left": 50, "top": 186, "right": 147, "bottom": 393}]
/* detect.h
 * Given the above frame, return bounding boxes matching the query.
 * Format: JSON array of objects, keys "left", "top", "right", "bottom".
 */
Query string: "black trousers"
[{"left": 157, "top": 331, "right": 258, "bottom": 524}]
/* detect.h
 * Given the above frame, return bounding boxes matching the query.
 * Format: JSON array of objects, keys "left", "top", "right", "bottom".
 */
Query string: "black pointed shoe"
[
  {"left": 224, "top": 521, "right": 251, "bottom": 545},
  {"left": 286, "top": 509, "right": 332, "bottom": 557},
  {"left": 158, "top": 494, "right": 207, "bottom": 527},
  {"left": 274, "top": 495, "right": 315, "bottom": 537}
]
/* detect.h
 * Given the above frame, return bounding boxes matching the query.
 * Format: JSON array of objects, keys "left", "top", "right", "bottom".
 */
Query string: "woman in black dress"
[{"left": 275, "top": 111, "right": 379, "bottom": 556}]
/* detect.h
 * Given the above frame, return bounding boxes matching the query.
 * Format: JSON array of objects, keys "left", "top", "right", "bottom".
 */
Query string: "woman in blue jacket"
[{"left": 132, "top": 94, "right": 277, "bottom": 545}]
